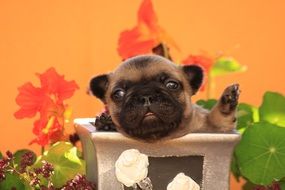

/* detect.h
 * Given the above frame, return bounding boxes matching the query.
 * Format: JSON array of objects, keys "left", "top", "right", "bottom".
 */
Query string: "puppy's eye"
[
  {"left": 112, "top": 89, "right": 125, "bottom": 100},
  {"left": 166, "top": 81, "right": 179, "bottom": 90}
]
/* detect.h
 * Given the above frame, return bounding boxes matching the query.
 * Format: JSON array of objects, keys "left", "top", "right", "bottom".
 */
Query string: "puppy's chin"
[
  {"left": 119, "top": 111, "right": 181, "bottom": 141},
  {"left": 123, "top": 116, "right": 178, "bottom": 140}
]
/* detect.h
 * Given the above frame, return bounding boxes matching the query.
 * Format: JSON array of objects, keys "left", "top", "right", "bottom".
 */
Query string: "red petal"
[
  {"left": 117, "top": 0, "right": 161, "bottom": 60},
  {"left": 29, "top": 135, "right": 49, "bottom": 147},
  {"left": 37, "top": 67, "right": 79, "bottom": 102},
  {"left": 57, "top": 80, "right": 79, "bottom": 103},
  {"left": 31, "top": 116, "right": 63, "bottom": 146},
  {"left": 14, "top": 82, "right": 48, "bottom": 119},
  {"left": 118, "top": 26, "right": 157, "bottom": 59},
  {"left": 138, "top": 0, "right": 158, "bottom": 30},
  {"left": 33, "top": 119, "right": 44, "bottom": 135},
  {"left": 117, "top": 0, "right": 179, "bottom": 60},
  {"left": 30, "top": 119, "right": 49, "bottom": 146},
  {"left": 37, "top": 67, "right": 63, "bottom": 93}
]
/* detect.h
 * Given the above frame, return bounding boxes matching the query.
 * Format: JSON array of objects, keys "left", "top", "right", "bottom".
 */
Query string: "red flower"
[
  {"left": 31, "top": 115, "right": 63, "bottom": 146},
  {"left": 37, "top": 68, "right": 79, "bottom": 103},
  {"left": 182, "top": 55, "right": 214, "bottom": 91},
  {"left": 14, "top": 83, "right": 50, "bottom": 119},
  {"left": 117, "top": 0, "right": 178, "bottom": 59},
  {"left": 14, "top": 67, "right": 79, "bottom": 146}
]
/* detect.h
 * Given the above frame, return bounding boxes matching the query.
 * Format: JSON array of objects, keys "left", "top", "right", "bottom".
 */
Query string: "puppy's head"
[{"left": 90, "top": 55, "right": 203, "bottom": 140}]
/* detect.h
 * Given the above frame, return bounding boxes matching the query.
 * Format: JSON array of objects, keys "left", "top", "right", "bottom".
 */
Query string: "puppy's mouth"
[
  {"left": 143, "top": 111, "right": 156, "bottom": 120},
  {"left": 121, "top": 108, "right": 181, "bottom": 141}
]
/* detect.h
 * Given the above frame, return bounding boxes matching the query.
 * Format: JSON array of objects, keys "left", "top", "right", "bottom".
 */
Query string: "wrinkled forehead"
[{"left": 109, "top": 59, "right": 183, "bottom": 88}]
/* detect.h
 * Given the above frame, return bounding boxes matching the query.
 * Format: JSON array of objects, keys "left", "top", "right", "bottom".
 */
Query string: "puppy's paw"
[{"left": 219, "top": 84, "right": 240, "bottom": 114}]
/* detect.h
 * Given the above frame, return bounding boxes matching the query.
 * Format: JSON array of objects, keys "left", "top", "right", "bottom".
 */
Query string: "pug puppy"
[{"left": 89, "top": 55, "right": 240, "bottom": 141}]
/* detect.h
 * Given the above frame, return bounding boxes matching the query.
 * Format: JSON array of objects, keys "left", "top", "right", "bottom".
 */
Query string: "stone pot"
[{"left": 74, "top": 118, "right": 240, "bottom": 190}]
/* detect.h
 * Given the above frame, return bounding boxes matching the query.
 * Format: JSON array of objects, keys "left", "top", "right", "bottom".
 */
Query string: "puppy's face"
[{"left": 90, "top": 55, "right": 203, "bottom": 140}]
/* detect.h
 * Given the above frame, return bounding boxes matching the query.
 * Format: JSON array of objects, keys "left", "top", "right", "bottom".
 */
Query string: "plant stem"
[
  {"left": 41, "top": 146, "right": 45, "bottom": 155},
  {"left": 7, "top": 165, "right": 31, "bottom": 184},
  {"left": 206, "top": 73, "right": 212, "bottom": 99}
]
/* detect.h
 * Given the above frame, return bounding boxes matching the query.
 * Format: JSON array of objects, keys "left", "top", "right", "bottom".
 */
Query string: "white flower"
[
  {"left": 115, "top": 149, "right": 149, "bottom": 187},
  {"left": 167, "top": 173, "right": 200, "bottom": 190}
]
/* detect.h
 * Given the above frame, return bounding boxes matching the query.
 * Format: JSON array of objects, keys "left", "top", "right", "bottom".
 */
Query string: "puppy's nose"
[{"left": 140, "top": 95, "right": 153, "bottom": 107}]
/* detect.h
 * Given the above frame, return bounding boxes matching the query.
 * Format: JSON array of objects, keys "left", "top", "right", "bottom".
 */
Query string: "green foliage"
[
  {"left": 196, "top": 100, "right": 257, "bottom": 133},
  {"left": 231, "top": 153, "right": 241, "bottom": 181},
  {"left": 35, "top": 141, "right": 85, "bottom": 188},
  {"left": 259, "top": 92, "right": 285, "bottom": 127},
  {"left": 196, "top": 99, "right": 217, "bottom": 110},
  {"left": 211, "top": 56, "right": 247, "bottom": 77},
  {"left": 0, "top": 173, "right": 29, "bottom": 190},
  {"left": 197, "top": 91, "right": 285, "bottom": 186},
  {"left": 0, "top": 152, "right": 2, "bottom": 159},
  {"left": 0, "top": 150, "right": 36, "bottom": 190},
  {"left": 242, "top": 181, "right": 256, "bottom": 190},
  {"left": 280, "top": 180, "right": 285, "bottom": 189},
  {"left": 235, "top": 122, "right": 285, "bottom": 185},
  {"left": 237, "top": 103, "right": 258, "bottom": 133}
]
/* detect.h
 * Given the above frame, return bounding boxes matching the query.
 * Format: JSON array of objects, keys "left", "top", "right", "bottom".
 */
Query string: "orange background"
[{"left": 1, "top": 0, "right": 285, "bottom": 189}]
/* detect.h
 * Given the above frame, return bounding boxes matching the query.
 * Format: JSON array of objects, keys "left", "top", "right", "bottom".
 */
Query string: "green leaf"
[
  {"left": 259, "top": 92, "right": 285, "bottom": 127},
  {"left": 242, "top": 181, "right": 256, "bottom": 190},
  {"left": 235, "top": 122, "right": 285, "bottom": 185},
  {"left": 196, "top": 99, "right": 217, "bottom": 110},
  {"left": 237, "top": 103, "right": 259, "bottom": 133},
  {"left": 231, "top": 153, "right": 241, "bottom": 181},
  {"left": 0, "top": 152, "right": 2, "bottom": 159},
  {"left": 35, "top": 141, "right": 85, "bottom": 188},
  {"left": 13, "top": 149, "right": 36, "bottom": 170},
  {"left": 0, "top": 173, "right": 29, "bottom": 190},
  {"left": 211, "top": 56, "right": 247, "bottom": 77},
  {"left": 280, "top": 180, "right": 285, "bottom": 189}
]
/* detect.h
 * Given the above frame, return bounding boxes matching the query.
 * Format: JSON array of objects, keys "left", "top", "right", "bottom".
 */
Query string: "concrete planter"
[{"left": 74, "top": 118, "right": 240, "bottom": 190}]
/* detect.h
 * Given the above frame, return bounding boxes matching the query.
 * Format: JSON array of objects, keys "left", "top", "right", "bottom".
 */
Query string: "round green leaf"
[
  {"left": 35, "top": 141, "right": 85, "bottom": 188},
  {"left": 259, "top": 92, "right": 285, "bottom": 127},
  {"left": 237, "top": 103, "right": 259, "bottom": 133},
  {"left": 211, "top": 56, "right": 247, "bottom": 77},
  {"left": 235, "top": 122, "right": 285, "bottom": 185},
  {"left": 0, "top": 173, "right": 29, "bottom": 190},
  {"left": 231, "top": 154, "right": 241, "bottom": 181},
  {"left": 196, "top": 99, "right": 217, "bottom": 110}
]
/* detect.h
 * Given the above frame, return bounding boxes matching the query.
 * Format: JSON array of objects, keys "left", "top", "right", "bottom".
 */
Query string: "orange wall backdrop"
[{"left": 1, "top": 0, "right": 285, "bottom": 189}]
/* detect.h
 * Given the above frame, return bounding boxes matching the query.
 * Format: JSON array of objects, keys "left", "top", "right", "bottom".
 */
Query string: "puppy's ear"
[
  {"left": 182, "top": 65, "right": 203, "bottom": 95},
  {"left": 89, "top": 74, "right": 109, "bottom": 102}
]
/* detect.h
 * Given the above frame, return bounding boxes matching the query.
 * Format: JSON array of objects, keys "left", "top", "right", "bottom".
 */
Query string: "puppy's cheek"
[
  {"left": 106, "top": 102, "right": 121, "bottom": 125},
  {"left": 180, "top": 92, "right": 193, "bottom": 118}
]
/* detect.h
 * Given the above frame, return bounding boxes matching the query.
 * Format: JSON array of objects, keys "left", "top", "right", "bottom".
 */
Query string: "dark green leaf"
[
  {"left": 237, "top": 103, "right": 259, "bottom": 133},
  {"left": 35, "top": 141, "right": 85, "bottom": 188},
  {"left": 211, "top": 56, "right": 247, "bottom": 76},
  {"left": 242, "top": 181, "right": 256, "bottom": 190},
  {"left": 280, "top": 180, "right": 285, "bottom": 189},
  {"left": 231, "top": 153, "right": 241, "bottom": 181},
  {"left": 259, "top": 92, "right": 285, "bottom": 127},
  {"left": 235, "top": 122, "right": 285, "bottom": 185},
  {"left": 13, "top": 149, "right": 36, "bottom": 170},
  {"left": 196, "top": 99, "right": 217, "bottom": 110},
  {"left": 0, "top": 152, "right": 2, "bottom": 159},
  {"left": 0, "top": 173, "right": 28, "bottom": 190}
]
